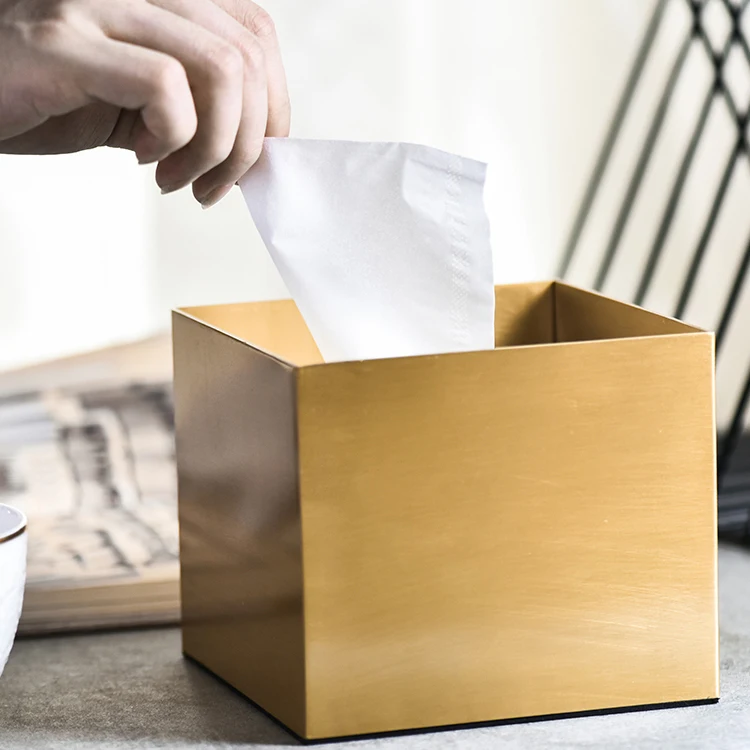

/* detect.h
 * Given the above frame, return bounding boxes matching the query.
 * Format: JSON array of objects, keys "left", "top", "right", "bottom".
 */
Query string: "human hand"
[{"left": 0, "top": 0, "right": 289, "bottom": 207}]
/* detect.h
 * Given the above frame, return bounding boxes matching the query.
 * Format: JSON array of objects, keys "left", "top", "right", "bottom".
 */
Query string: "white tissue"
[{"left": 240, "top": 139, "right": 495, "bottom": 362}]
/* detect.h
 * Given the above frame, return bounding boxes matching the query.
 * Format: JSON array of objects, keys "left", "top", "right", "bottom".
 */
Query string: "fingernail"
[
  {"left": 199, "top": 184, "right": 234, "bottom": 209},
  {"left": 160, "top": 180, "right": 191, "bottom": 195}
]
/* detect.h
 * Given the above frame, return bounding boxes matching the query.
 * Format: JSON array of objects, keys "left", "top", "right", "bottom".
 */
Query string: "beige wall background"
[{"left": 1, "top": 0, "right": 747, "bottom": 430}]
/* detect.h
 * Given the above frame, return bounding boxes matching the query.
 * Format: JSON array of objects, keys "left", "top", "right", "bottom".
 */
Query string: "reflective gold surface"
[
  {"left": 554, "top": 283, "right": 696, "bottom": 342},
  {"left": 173, "top": 282, "right": 718, "bottom": 741},
  {"left": 179, "top": 299, "right": 323, "bottom": 366},
  {"left": 493, "top": 280, "right": 555, "bottom": 347},
  {"left": 172, "top": 313, "right": 306, "bottom": 735}
]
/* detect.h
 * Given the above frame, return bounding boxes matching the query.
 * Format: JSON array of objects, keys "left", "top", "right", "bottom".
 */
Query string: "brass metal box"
[{"left": 172, "top": 281, "right": 718, "bottom": 742}]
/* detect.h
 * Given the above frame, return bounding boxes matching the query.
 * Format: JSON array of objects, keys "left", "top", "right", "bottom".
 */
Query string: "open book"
[{"left": 0, "top": 336, "right": 179, "bottom": 635}]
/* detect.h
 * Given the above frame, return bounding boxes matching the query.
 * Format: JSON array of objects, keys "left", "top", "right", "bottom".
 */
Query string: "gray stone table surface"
[{"left": 2, "top": 543, "right": 749, "bottom": 750}]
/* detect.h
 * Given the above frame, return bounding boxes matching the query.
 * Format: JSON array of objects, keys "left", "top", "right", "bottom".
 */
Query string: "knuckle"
[
  {"left": 247, "top": 7, "right": 276, "bottom": 39},
  {"left": 229, "top": 141, "right": 264, "bottom": 171},
  {"left": 44, "top": 0, "right": 80, "bottom": 24},
  {"left": 150, "top": 58, "right": 187, "bottom": 97},
  {"left": 29, "top": 19, "right": 66, "bottom": 47},
  {"left": 236, "top": 34, "right": 265, "bottom": 70},
  {"left": 206, "top": 43, "right": 244, "bottom": 84},
  {"left": 29, "top": 0, "right": 81, "bottom": 45},
  {"left": 203, "top": 136, "right": 235, "bottom": 168}
]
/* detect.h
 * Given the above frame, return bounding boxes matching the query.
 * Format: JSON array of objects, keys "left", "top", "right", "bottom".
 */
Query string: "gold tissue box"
[{"left": 172, "top": 281, "right": 718, "bottom": 742}]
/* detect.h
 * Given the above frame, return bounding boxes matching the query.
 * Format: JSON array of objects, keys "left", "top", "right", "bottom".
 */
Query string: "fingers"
[
  {"left": 66, "top": 35, "right": 198, "bottom": 161},
  {"left": 97, "top": 0, "right": 244, "bottom": 192},
  {"left": 0, "top": 0, "right": 288, "bottom": 205},
  {"left": 212, "top": 0, "right": 291, "bottom": 137},
  {"left": 47, "top": 0, "right": 288, "bottom": 207},
  {"left": 147, "top": 0, "right": 269, "bottom": 206}
]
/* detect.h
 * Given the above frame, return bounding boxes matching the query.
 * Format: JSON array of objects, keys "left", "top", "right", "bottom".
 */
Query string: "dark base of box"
[{"left": 183, "top": 652, "right": 719, "bottom": 745}]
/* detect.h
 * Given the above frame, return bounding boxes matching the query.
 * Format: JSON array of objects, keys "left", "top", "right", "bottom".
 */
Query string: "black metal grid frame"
[{"left": 557, "top": 0, "right": 750, "bottom": 538}]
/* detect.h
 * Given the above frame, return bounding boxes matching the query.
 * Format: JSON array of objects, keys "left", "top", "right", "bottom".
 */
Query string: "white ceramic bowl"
[{"left": 0, "top": 504, "right": 27, "bottom": 678}]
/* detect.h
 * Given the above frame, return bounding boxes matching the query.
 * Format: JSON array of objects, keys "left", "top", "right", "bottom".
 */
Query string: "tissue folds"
[{"left": 240, "top": 139, "right": 495, "bottom": 362}]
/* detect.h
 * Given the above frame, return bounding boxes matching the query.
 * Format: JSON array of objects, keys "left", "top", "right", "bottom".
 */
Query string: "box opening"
[
  {"left": 494, "top": 281, "right": 699, "bottom": 348},
  {"left": 178, "top": 282, "right": 702, "bottom": 368}
]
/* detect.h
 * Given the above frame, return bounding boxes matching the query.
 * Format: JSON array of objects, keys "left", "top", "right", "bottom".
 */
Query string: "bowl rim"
[{"left": 0, "top": 504, "right": 27, "bottom": 544}]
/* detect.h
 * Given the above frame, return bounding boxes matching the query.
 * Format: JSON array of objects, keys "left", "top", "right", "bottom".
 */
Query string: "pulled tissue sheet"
[{"left": 240, "top": 138, "right": 495, "bottom": 362}]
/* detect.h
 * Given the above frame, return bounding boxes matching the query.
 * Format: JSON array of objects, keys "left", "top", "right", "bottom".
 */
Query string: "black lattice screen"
[{"left": 557, "top": 0, "right": 750, "bottom": 539}]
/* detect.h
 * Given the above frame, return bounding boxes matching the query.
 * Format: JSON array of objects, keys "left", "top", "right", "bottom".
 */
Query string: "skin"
[{"left": 0, "top": 0, "right": 290, "bottom": 207}]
